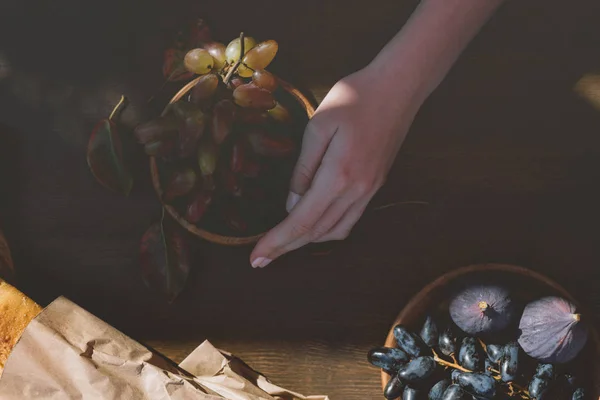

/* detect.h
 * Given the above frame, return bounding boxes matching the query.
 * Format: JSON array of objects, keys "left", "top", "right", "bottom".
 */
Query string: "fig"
[
  {"left": 449, "top": 284, "right": 515, "bottom": 336},
  {"left": 518, "top": 296, "right": 588, "bottom": 364}
]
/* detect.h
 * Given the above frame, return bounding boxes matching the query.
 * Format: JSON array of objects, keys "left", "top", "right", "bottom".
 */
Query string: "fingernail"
[
  {"left": 286, "top": 192, "right": 301, "bottom": 213},
  {"left": 251, "top": 257, "right": 272, "bottom": 268}
]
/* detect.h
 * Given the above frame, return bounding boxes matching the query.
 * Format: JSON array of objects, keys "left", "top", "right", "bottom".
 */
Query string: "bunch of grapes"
[
  {"left": 368, "top": 318, "right": 588, "bottom": 400},
  {"left": 134, "top": 33, "right": 305, "bottom": 236}
]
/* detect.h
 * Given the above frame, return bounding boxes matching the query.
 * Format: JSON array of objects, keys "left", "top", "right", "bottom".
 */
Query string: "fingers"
[
  {"left": 286, "top": 116, "right": 336, "bottom": 212},
  {"left": 314, "top": 199, "right": 369, "bottom": 243},
  {"left": 250, "top": 167, "right": 348, "bottom": 268}
]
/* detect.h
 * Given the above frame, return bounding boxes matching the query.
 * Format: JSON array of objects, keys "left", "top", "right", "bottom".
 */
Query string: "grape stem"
[
  {"left": 108, "top": 95, "right": 127, "bottom": 121},
  {"left": 431, "top": 349, "right": 531, "bottom": 399},
  {"left": 223, "top": 32, "right": 245, "bottom": 85}
]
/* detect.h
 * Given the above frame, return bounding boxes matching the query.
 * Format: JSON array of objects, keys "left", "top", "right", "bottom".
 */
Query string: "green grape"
[
  {"left": 267, "top": 102, "right": 291, "bottom": 123},
  {"left": 197, "top": 138, "right": 218, "bottom": 176},
  {"left": 252, "top": 69, "right": 278, "bottom": 92},
  {"left": 225, "top": 37, "right": 257, "bottom": 64},
  {"left": 233, "top": 83, "right": 276, "bottom": 110},
  {"left": 203, "top": 42, "right": 227, "bottom": 70},
  {"left": 237, "top": 63, "right": 254, "bottom": 78},
  {"left": 184, "top": 48, "right": 215, "bottom": 75},
  {"left": 242, "top": 40, "right": 278, "bottom": 70},
  {"left": 190, "top": 73, "right": 219, "bottom": 103}
]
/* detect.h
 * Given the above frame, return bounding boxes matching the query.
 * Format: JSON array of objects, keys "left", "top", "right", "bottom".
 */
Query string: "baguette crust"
[{"left": 0, "top": 280, "right": 41, "bottom": 372}]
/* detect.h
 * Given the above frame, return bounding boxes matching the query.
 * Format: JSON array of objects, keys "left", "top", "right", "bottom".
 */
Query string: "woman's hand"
[
  {"left": 249, "top": 0, "right": 506, "bottom": 268},
  {"left": 249, "top": 65, "right": 420, "bottom": 268}
]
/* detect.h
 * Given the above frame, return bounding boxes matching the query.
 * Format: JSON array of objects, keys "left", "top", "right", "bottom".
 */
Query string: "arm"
[{"left": 250, "top": 0, "right": 506, "bottom": 269}]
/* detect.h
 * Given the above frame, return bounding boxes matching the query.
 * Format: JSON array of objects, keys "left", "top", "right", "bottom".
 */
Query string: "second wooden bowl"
[
  {"left": 381, "top": 264, "right": 600, "bottom": 398},
  {"left": 150, "top": 76, "right": 316, "bottom": 246}
]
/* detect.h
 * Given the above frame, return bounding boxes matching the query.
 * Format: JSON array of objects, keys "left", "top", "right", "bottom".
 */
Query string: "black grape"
[
  {"left": 500, "top": 342, "right": 519, "bottom": 383},
  {"left": 404, "top": 386, "right": 422, "bottom": 400},
  {"left": 441, "top": 384, "right": 469, "bottom": 400},
  {"left": 439, "top": 326, "right": 458, "bottom": 357},
  {"left": 398, "top": 356, "right": 437, "bottom": 384},
  {"left": 572, "top": 388, "right": 585, "bottom": 400},
  {"left": 384, "top": 373, "right": 405, "bottom": 400},
  {"left": 528, "top": 376, "right": 550, "bottom": 400},
  {"left": 534, "top": 363, "right": 555, "bottom": 380},
  {"left": 458, "top": 337, "right": 482, "bottom": 371},
  {"left": 485, "top": 344, "right": 504, "bottom": 364},
  {"left": 393, "top": 325, "right": 430, "bottom": 358},
  {"left": 368, "top": 347, "right": 410, "bottom": 372},
  {"left": 429, "top": 379, "right": 452, "bottom": 400},
  {"left": 420, "top": 315, "right": 439, "bottom": 348},
  {"left": 457, "top": 373, "right": 496, "bottom": 399},
  {"left": 451, "top": 370, "right": 461, "bottom": 383}
]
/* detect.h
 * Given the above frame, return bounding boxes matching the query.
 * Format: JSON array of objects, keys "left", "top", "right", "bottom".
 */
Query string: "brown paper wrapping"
[{"left": 0, "top": 297, "right": 328, "bottom": 400}]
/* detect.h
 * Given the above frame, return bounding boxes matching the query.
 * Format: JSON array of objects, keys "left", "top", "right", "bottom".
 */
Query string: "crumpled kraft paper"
[{"left": 0, "top": 297, "right": 328, "bottom": 400}]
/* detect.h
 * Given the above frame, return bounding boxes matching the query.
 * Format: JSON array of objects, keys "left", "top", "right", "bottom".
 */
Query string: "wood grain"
[{"left": 0, "top": 0, "right": 600, "bottom": 399}]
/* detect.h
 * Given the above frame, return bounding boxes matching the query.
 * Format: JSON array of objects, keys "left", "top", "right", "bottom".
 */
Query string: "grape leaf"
[
  {"left": 0, "top": 229, "right": 15, "bottom": 282},
  {"left": 140, "top": 213, "right": 190, "bottom": 303},
  {"left": 87, "top": 119, "right": 133, "bottom": 196}
]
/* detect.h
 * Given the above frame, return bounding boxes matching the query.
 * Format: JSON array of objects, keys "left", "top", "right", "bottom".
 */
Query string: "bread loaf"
[{"left": 0, "top": 279, "right": 41, "bottom": 373}]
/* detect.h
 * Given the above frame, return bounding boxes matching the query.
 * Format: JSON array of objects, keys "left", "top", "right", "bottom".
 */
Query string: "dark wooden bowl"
[
  {"left": 149, "top": 76, "right": 316, "bottom": 246},
  {"left": 381, "top": 264, "right": 600, "bottom": 398}
]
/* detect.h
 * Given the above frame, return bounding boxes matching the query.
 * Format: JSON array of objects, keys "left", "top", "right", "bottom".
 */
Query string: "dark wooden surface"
[{"left": 1, "top": 0, "right": 600, "bottom": 398}]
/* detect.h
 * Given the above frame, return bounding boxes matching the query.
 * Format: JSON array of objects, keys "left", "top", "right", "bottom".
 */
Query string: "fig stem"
[
  {"left": 478, "top": 301, "right": 489, "bottom": 312},
  {"left": 573, "top": 313, "right": 581, "bottom": 322},
  {"left": 223, "top": 32, "right": 245, "bottom": 85},
  {"left": 108, "top": 95, "right": 127, "bottom": 121}
]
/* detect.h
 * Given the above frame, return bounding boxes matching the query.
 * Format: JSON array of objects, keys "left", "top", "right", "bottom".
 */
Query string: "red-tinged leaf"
[
  {"left": 140, "top": 215, "right": 190, "bottom": 303},
  {"left": 0, "top": 229, "right": 15, "bottom": 283},
  {"left": 87, "top": 119, "right": 133, "bottom": 196},
  {"left": 163, "top": 48, "right": 195, "bottom": 82}
]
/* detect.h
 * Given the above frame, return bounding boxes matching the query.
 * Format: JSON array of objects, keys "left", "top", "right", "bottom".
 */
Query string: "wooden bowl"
[
  {"left": 149, "top": 76, "right": 316, "bottom": 246},
  {"left": 381, "top": 264, "right": 600, "bottom": 398}
]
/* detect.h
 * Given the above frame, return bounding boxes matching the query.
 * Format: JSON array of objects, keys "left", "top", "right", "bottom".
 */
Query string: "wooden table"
[{"left": 1, "top": 0, "right": 600, "bottom": 398}]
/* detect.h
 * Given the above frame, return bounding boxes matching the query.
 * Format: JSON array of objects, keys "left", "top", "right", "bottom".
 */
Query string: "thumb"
[{"left": 287, "top": 117, "right": 336, "bottom": 212}]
